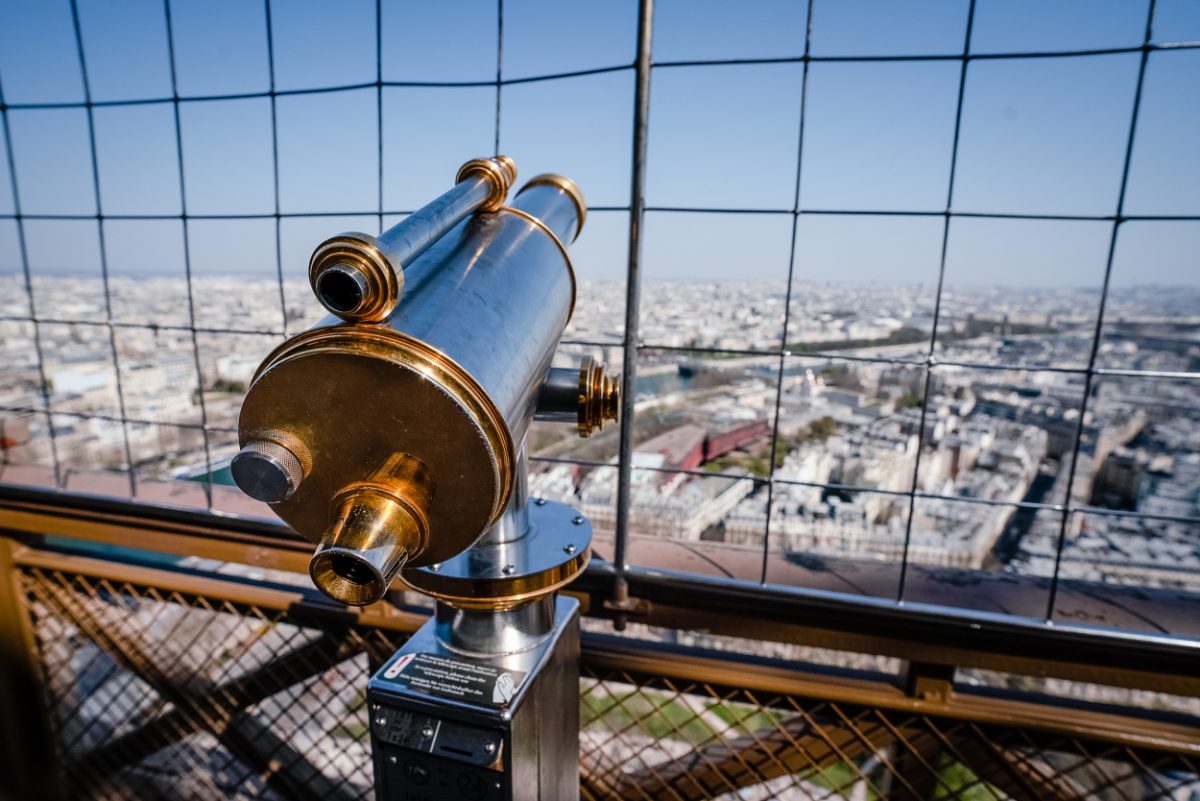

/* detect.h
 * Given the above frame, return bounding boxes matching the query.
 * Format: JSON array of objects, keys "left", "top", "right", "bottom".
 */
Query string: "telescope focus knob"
[
  {"left": 534, "top": 356, "right": 621, "bottom": 438},
  {"left": 578, "top": 356, "right": 620, "bottom": 438},
  {"left": 231, "top": 438, "right": 307, "bottom": 503}
]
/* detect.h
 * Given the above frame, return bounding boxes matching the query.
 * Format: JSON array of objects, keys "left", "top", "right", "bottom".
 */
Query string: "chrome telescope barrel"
[
  {"left": 377, "top": 173, "right": 587, "bottom": 448},
  {"left": 234, "top": 159, "right": 615, "bottom": 606},
  {"left": 308, "top": 156, "right": 516, "bottom": 323}
]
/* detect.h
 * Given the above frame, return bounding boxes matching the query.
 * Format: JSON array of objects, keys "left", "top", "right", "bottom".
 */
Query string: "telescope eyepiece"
[
  {"left": 309, "top": 452, "right": 435, "bottom": 606},
  {"left": 329, "top": 553, "right": 377, "bottom": 586}
]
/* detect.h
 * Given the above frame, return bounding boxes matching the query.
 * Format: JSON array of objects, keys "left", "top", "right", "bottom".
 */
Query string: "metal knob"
[
  {"left": 532, "top": 356, "right": 620, "bottom": 438},
  {"left": 231, "top": 439, "right": 305, "bottom": 503},
  {"left": 578, "top": 356, "right": 620, "bottom": 438}
]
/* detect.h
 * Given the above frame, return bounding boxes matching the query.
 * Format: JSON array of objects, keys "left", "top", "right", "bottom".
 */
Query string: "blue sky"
[{"left": 0, "top": 0, "right": 1196, "bottom": 292}]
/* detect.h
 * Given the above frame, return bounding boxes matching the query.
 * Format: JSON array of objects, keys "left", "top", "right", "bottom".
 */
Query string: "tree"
[
  {"left": 808, "top": 416, "right": 836, "bottom": 440},
  {"left": 211, "top": 378, "right": 246, "bottom": 394}
]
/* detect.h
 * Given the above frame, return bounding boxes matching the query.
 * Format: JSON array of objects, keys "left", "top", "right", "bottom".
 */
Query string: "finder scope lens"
[{"left": 316, "top": 264, "right": 367, "bottom": 314}]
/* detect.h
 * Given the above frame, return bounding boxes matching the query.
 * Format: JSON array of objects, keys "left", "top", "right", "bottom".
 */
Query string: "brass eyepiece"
[
  {"left": 578, "top": 356, "right": 620, "bottom": 438},
  {"left": 309, "top": 452, "right": 434, "bottom": 606}
]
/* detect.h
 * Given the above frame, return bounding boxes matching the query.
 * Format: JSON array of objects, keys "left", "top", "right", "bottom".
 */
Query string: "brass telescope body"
[{"left": 235, "top": 158, "right": 615, "bottom": 606}]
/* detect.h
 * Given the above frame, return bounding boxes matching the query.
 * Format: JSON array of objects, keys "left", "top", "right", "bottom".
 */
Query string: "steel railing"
[
  {"left": 0, "top": 520, "right": 1197, "bottom": 801},
  {"left": 1, "top": 482, "right": 1198, "bottom": 695}
]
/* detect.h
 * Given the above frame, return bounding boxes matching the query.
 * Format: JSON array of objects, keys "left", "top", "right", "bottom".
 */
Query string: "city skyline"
[
  {"left": 2, "top": 273, "right": 1196, "bottom": 619},
  {"left": 3, "top": 212, "right": 1199, "bottom": 290}
]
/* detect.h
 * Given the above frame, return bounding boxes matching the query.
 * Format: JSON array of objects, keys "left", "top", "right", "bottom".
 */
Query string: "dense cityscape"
[
  {"left": 2, "top": 274, "right": 1198, "bottom": 602},
  {"left": 556, "top": 279, "right": 1200, "bottom": 596}
]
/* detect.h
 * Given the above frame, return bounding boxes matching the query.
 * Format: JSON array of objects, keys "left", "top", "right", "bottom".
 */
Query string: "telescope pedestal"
[
  {"left": 367, "top": 499, "right": 588, "bottom": 801},
  {"left": 367, "top": 598, "right": 580, "bottom": 801}
]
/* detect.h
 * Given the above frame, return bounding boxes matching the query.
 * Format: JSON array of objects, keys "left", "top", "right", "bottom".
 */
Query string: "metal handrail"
[
  {"left": 5, "top": 537, "right": 1199, "bottom": 759},
  {"left": 2, "top": 481, "right": 1197, "bottom": 697}
]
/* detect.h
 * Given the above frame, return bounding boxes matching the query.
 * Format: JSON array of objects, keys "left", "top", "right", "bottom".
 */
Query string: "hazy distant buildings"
[{"left": 2, "top": 275, "right": 1198, "bottom": 589}]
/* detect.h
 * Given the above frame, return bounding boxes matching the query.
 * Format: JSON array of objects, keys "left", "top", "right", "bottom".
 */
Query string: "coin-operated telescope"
[{"left": 231, "top": 156, "right": 618, "bottom": 801}]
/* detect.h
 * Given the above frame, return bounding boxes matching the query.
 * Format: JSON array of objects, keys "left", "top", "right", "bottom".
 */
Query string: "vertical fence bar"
[
  {"left": 0, "top": 75, "right": 63, "bottom": 488},
  {"left": 896, "top": 0, "right": 978, "bottom": 603},
  {"left": 162, "top": 0, "right": 215, "bottom": 508},
  {"left": 66, "top": 0, "right": 139, "bottom": 501},
  {"left": 1046, "top": 0, "right": 1159, "bottom": 622},
  {"left": 613, "top": 0, "right": 655, "bottom": 582},
  {"left": 264, "top": 0, "right": 290, "bottom": 339},
  {"left": 760, "top": 0, "right": 816, "bottom": 584},
  {"left": 493, "top": 0, "right": 504, "bottom": 155},
  {"left": 375, "top": 0, "right": 384, "bottom": 237}
]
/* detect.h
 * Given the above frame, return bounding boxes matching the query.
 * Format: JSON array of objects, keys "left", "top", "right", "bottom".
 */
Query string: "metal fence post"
[
  {"left": 0, "top": 536, "right": 64, "bottom": 801},
  {"left": 612, "top": 0, "right": 655, "bottom": 624}
]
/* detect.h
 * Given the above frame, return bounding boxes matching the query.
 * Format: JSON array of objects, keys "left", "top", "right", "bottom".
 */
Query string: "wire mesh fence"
[
  {"left": 0, "top": 0, "right": 1198, "bottom": 633},
  {"left": 21, "top": 562, "right": 406, "bottom": 801},
  {"left": 16, "top": 558, "right": 1200, "bottom": 801},
  {"left": 579, "top": 670, "right": 1200, "bottom": 801}
]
